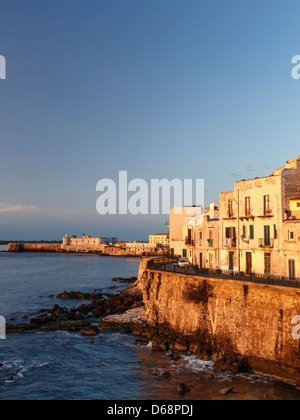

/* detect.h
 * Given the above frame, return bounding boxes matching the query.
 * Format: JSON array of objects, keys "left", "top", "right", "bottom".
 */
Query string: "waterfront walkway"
[{"left": 147, "top": 258, "right": 300, "bottom": 290}]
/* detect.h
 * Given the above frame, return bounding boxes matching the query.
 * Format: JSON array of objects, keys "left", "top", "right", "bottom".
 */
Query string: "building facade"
[
  {"left": 170, "top": 156, "right": 300, "bottom": 280},
  {"left": 149, "top": 233, "right": 170, "bottom": 248}
]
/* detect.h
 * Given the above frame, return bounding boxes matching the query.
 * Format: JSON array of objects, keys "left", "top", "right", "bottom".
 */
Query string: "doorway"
[
  {"left": 289, "top": 259, "right": 296, "bottom": 280},
  {"left": 246, "top": 252, "right": 252, "bottom": 275},
  {"left": 264, "top": 253, "right": 271, "bottom": 275},
  {"left": 229, "top": 251, "right": 234, "bottom": 271}
]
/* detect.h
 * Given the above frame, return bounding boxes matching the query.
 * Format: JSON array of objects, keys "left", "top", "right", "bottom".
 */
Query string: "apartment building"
[{"left": 169, "top": 155, "right": 300, "bottom": 280}]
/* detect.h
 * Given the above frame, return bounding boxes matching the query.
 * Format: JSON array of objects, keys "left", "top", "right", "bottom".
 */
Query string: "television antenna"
[{"left": 246, "top": 166, "right": 255, "bottom": 179}]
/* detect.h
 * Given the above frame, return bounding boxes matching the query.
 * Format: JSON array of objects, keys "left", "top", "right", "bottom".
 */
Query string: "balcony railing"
[
  {"left": 287, "top": 211, "right": 300, "bottom": 221},
  {"left": 224, "top": 238, "right": 237, "bottom": 247},
  {"left": 185, "top": 238, "right": 195, "bottom": 246},
  {"left": 258, "top": 238, "right": 274, "bottom": 248}
]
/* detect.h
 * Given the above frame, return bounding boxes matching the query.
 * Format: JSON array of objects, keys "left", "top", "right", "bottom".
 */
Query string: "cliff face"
[{"left": 140, "top": 267, "right": 300, "bottom": 383}]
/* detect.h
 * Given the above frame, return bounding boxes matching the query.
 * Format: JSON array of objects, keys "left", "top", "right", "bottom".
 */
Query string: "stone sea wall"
[
  {"left": 8, "top": 243, "right": 168, "bottom": 257},
  {"left": 139, "top": 264, "right": 300, "bottom": 384},
  {"left": 8, "top": 243, "right": 61, "bottom": 253}
]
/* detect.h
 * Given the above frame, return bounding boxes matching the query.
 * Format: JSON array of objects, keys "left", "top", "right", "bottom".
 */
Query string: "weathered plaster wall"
[{"left": 140, "top": 267, "right": 300, "bottom": 382}]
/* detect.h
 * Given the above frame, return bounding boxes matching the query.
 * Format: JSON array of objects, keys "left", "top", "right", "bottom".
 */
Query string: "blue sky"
[{"left": 1, "top": 0, "right": 300, "bottom": 240}]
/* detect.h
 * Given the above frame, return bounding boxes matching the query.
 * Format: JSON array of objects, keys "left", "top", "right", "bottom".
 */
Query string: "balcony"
[
  {"left": 185, "top": 238, "right": 195, "bottom": 247},
  {"left": 224, "top": 238, "right": 237, "bottom": 247},
  {"left": 258, "top": 238, "right": 274, "bottom": 248},
  {"left": 286, "top": 211, "right": 300, "bottom": 221}
]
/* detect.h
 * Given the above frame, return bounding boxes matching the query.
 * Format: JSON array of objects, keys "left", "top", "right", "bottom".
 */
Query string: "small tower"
[{"left": 63, "top": 234, "right": 70, "bottom": 246}]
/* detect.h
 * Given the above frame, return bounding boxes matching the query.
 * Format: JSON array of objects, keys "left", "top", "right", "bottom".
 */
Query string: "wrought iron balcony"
[{"left": 258, "top": 238, "right": 274, "bottom": 248}]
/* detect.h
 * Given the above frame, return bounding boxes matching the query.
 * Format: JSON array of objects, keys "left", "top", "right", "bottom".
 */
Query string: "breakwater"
[
  {"left": 135, "top": 260, "right": 300, "bottom": 385},
  {"left": 7, "top": 243, "right": 168, "bottom": 257}
]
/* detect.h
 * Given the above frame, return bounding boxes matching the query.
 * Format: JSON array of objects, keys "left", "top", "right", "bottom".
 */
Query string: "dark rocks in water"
[
  {"left": 153, "top": 369, "right": 171, "bottom": 378},
  {"left": 213, "top": 354, "right": 249, "bottom": 375},
  {"left": 177, "top": 383, "right": 190, "bottom": 394},
  {"left": 153, "top": 369, "right": 161, "bottom": 376},
  {"left": 10, "top": 284, "right": 143, "bottom": 337},
  {"left": 112, "top": 277, "right": 137, "bottom": 284},
  {"left": 134, "top": 338, "right": 149, "bottom": 346},
  {"left": 30, "top": 315, "right": 51, "bottom": 326},
  {"left": 80, "top": 325, "right": 100, "bottom": 337},
  {"left": 56, "top": 291, "right": 88, "bottom": 300}
]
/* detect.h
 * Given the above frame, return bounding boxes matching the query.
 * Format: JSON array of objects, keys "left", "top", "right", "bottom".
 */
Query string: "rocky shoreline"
[{"left": 6, "top": 280, "right": 144, "bottom": 337}]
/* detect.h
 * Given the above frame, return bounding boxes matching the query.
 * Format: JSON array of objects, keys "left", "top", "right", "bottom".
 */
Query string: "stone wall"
[
  {"left": 8, "top": 243, "right": 61, "bottom": 253},
  {"left": 140, "top": 265, "right": 300, "bottom": 383}
]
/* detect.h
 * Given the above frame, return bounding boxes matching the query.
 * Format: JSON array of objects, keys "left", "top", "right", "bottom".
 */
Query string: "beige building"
[
  {"left": 171, "top": 155, "right": 300, "bottom": 280},
  {"left": 169, "top": 206, "right": 202, "bottom": 257},
  {"left": 219, "top": 156, "right": 300, "bottom": 278},
  {"left": 149, "top": 233, "right": 170, "bottom": 248},
  {"left": 183, "top": 203, "right": 220, "bottom": 269}
]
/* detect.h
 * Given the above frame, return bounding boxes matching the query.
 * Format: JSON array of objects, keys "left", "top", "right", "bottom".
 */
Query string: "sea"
[{"left": 0, "top": 246, "right": 300, "bottom": 400}]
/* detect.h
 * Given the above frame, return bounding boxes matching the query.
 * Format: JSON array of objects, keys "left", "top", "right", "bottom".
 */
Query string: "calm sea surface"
[{"left": 0, "top": 249, "right": 300, "bottom": 400}]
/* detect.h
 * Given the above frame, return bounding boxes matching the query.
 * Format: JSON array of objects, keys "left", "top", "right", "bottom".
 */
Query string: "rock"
[
  {"left": 134, "top": 338, "right": 149, "bottom": 346},
  {"left": 219, "top": 387, "right": 234, "bottom": 396},
  {"left": 112, "top": 277, "right": 137, "bottom": 284},
  {"left": 162, "top": 371, "right": 171, "bottom": 378},
  {"left": 213, "top": 354, "right": 249, "bottom": 375},
  {"left": 153, "top": 369, "right": 161, "bottom": 376},
  {"left": 177, "top": 383, "right": 190, "bottom": 394},
  {"left": 80, "top": 325, "right": 99, "bottom": 337},
  {"left": 30, "top": 315, "right": 51, "bottom": 326}
]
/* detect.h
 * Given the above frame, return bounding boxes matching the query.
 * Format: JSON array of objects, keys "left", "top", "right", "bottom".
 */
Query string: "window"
[
  {"left": 264, "top": 225, "right": 271, "bottom": 247},
  {"left": 242, "top": 225, "right": 246, "bottom": 238},
  {"left": 199, "top": 231, "right": 203, "bottom": 246},
  {"left": 245, "top": 197, "right": 251, "bottom": 217},
  {"left": 289, "top": 231, "right": 295, "bottom": 241},
  {"left": 289, "top": 259, "right": 296, "bottom": 280},
  {"left": 225, "top": 227, "right": 236, "bottom": 239},
  {"left": 250, "top": 225, "right": 254, "bottom": 240},
  {"left": 208, "top": 231, "right": 214, "bottom": 247},
  {"left": 182, "top": 249, "right": 187, "bottom": 258},
  {"left": 228, "top": 200, "right": 234, "bottom": 218},
  {"left": 264, "top": 195, "right": 270, "bottom": 215}
]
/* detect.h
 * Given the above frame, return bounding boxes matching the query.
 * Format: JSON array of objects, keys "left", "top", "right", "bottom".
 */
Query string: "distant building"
[
  {"left": 169, "top": 206, "right": 202, "bottom": 257},
  {"left": 62, "top": 234, "right": 117, "bottom": 251},
  {"left": 184, "top": 203, "right": 220, "bottom": 268},
  {"left": 149, "top": 233, "right": 170, "bottom": 248}
]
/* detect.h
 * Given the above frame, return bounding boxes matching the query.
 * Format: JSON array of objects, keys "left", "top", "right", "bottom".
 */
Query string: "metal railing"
[
  {"left": 224, "top": 238, "right": 237, "bottom": 247},
  {"left": 147, "top": 259, "right": 300, "bottom": 289},
  {"left": 258, "top": 238, "right": 274, "bottom": 248}
]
